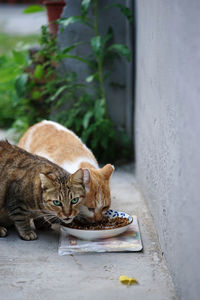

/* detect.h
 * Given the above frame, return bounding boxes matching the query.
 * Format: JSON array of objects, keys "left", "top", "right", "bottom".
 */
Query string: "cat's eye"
[
  {"left": 71, "top": 197, "right": 79, "bottom": 205},
  {"left": 53, "top": 200, "right": 62, "bottom": 206}
]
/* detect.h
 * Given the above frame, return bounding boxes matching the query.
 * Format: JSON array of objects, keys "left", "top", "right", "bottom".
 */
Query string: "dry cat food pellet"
[{"left": 66, "top": 216, "right": 130, "bottom": 230}]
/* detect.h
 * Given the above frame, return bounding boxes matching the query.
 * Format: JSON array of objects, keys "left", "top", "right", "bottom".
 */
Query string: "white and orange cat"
[{"left": 18, "top": 120, "right": 114, "bottom": 223}]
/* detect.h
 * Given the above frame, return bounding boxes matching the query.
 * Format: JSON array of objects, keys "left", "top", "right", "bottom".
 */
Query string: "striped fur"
[{"left": 0, "top": 141, "right": 85, "bottom": 240}]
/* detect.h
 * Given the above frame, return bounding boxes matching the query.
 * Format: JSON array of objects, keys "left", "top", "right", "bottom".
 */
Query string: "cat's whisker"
[
  {"left": 33, "top": 214, "right": 46, "bottom": 220},
  {"left": 44, "top": 215, "right": 60, "bottom": 224},
  {"left": 33, "top": 212, "right": 53, "bottom": 220}
]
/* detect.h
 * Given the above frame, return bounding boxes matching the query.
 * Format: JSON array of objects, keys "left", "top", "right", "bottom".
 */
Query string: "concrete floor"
[
  {"left": 0, "top": 6, "right": 177, "bottom": 300},
  {"left": 0, "top": 166, "right": 178, "bottom": 300}
]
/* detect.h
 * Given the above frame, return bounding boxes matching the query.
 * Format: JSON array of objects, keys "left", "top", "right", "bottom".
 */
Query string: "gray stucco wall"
[
  {"left": 135, "top": 1, "right": 200, "bottom": 299},
  {"left": 58, "top": 0, "right": 133, "bottom": 138}
]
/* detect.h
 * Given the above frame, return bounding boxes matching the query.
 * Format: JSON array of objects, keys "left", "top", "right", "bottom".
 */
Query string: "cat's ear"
[
  {"left": 83, "top": 168, "right": 90, "bottom": 185},
  {"left": 70, "top": 168, "right": 84, "bottom": 184},
  {"left": 40, "top": 173, "right": 55, "bottom": 190},
  {"left": 101, "top": 164, "right": 115, "bottom": 180}
]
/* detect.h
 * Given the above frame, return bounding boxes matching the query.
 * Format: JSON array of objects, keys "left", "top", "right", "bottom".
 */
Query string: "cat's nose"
[{"left": 63, "top": 217, "right": 71, "bottom": 221}]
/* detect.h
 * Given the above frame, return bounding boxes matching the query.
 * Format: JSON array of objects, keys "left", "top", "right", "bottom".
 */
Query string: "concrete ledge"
[{"left": 0, "top": 167, "right": 177, "bottom": 300}]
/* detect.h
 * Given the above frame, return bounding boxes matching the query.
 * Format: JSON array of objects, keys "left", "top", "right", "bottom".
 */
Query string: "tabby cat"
[
  {"left": 0, "top": 140, "right": 86, "bottom": 240},
  {"left": 18, "top": 120, "right": 114, "bottom": 223}
]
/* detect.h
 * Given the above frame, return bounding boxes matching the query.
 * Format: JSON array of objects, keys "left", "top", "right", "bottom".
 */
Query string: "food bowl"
[{"left": 62, "top": 210, "right": 133, "bottom": 240}]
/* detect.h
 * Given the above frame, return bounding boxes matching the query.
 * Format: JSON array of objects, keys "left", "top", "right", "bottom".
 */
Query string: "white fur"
[
  {"left": 83, "top": 168, "right": 90, "bottom": 184},
  {"left": 35, "top": 151, "right": 98, "bottom": 178},
  {"left": 24, "top": 122, "right": 42, "bottom": 151},
  {"left": 95, "top": 192, "right": 102, "bottom": 212},
  {"left": 85, "top": 186, "right": 90, "bottom": 193},
  {"left": 42, "top": 120, "right": 69, "bottom": 132},
  {"left": 61, "top": 157, "right": 98, "bottom": 173},
  {"left": 36, "top": 151, "right": 55, "bottom": 164},
  {"left": 79, "top": 205, "right": 94, "bottom": 218}
]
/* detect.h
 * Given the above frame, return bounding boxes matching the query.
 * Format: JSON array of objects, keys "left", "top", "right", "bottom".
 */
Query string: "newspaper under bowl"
[{"left": 62, "top": 210, "right": 133, "bottom": 240}]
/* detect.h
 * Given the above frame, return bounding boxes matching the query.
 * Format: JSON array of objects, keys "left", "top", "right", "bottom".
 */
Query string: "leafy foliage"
[
  {"left": 56, "top": 0, "right": 133, "bottom": 161},
  {"left": 0, "top": 32, "right": 39, "bottom": 55},
  {"left": 0, "top": 50, "right": 28, "bottom": 128},
  {"left": 0, "top": 1, "right": 133, "bottom": 162},
  {"left": 23, "top": 5, "right": 45, "bottom": 14},
  {"left": 0, "top": 27, "right": 76, "bottom": 138}
]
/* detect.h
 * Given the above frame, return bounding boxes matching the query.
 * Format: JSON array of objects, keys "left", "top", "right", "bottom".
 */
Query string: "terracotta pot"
[
  {"left": 43, "top": 0, "right": 66, "bottom": 36},
  {"left": 7, "top": 0, "right": 17, "bottom": 3}
]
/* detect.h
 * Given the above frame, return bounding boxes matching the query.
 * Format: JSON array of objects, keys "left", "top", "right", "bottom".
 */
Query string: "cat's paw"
[
  {"left": 0, "top": 226, "right": 7, "bottom": 237},
  {"left": 20, "top": 230, "right": 38, "bottom": 241}
]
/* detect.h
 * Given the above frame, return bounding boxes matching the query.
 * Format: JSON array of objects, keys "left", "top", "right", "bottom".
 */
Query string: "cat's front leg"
[{"left": 14, "top": 217, "right": 37, "bottom": 241}]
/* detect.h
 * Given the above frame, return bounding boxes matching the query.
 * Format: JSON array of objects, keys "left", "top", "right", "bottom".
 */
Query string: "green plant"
[
  {"left": 10, "top": 25, "right": 79, "bottom": 138},
  {"left": 23, "top": 0, "right": 65, "bottom": 15},
  {"left": 23, "top": 5, "right": 45, "bottom": 14},
  {"left": 0, "top": 32, "right": 39, "bottom": 55},
  {"left": 0, "top": 1, "right": 132, "bottom": 162},
  {"left": 0, "top": 49, "right": 29, "bottom": 129},
  {"left": 0, "top": 26, "right": 74, "bottom": 139},
  {"left": 55, "top": 0, "right": 133, "bottom": 162},
  {"left": 0, "top": 32, "right": 39, "bottom": 129}
]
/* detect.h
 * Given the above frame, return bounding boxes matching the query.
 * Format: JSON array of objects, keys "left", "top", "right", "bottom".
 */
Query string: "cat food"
[{"left": 66, "top": 216, "right": 130, "bottom": 230}]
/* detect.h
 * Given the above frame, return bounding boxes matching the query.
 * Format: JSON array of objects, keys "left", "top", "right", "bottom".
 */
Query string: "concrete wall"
[
  {"left": 58, "top": 0, "right": 133, "bottom": 138},
  {"left": 135, "top": 1, "right": 200, "bottom": 299}
]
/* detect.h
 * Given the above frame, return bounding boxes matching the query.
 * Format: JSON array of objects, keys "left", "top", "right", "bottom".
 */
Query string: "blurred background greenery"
[
  {"left": 0, "top": 32, "right": 38, "bottom": 54},
  {"left": 0, "top": 1, "right": 132, "bottom": 163}
]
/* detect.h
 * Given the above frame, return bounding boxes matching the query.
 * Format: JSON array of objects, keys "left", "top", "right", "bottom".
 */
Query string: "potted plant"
[
  {"left": 7, "top": 0, "right": 17, "bottom": 3},
  {"left": 43, "top": 0, "right": 66, "bottom": 35}
]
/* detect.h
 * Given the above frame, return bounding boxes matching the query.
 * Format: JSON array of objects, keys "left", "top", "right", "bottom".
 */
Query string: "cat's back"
[
  {"left": 18, "top": 120, "right": 98, "bottom": 171},
  {"left": 0, "top": 140, "right": 12, "bottom": 156},
  {"left": 0, "top": 140, "right": 36, "bottom": 182},
  {"left": 0, "top": 140, "right": 23, "bottom": 164},
  {"left": 0, "top": 139, "right": 38, "bottom": 166},
  {"left": 0, "top": 140, "right": 66, "bottom": 178}
]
